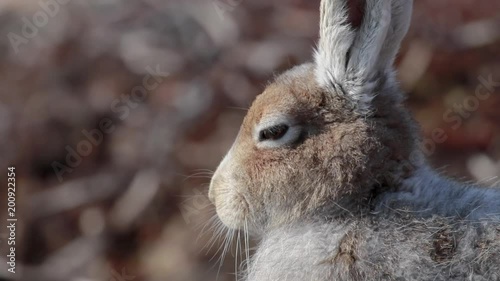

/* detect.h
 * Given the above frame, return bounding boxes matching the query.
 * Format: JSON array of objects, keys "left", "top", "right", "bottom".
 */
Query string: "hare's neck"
[
  {"left": 248, "top": 221, "right": 353, "bottom": 281},
  {"left": 377, "top": 166, "right": 500, "bottom": 220}
]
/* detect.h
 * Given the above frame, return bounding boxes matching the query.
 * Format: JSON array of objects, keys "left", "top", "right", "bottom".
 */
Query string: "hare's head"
[{"left": 209, "top": 0, "right": 420, "bottom": 233}]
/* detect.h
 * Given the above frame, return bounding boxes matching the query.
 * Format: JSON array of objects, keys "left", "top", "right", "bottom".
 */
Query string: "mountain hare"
[{"left": 208, "top": 0, "right": 500, "bottom": 280}]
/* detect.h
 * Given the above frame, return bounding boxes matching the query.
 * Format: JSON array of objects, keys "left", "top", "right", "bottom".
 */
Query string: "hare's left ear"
[{"left": 314, "top": 0, "right": 412, "bottom": 112}]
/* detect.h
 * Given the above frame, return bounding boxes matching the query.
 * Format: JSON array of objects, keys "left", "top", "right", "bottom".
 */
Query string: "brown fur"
[
  {"left": 430, "top": 226, "right": 458, "bottom": 263},
  {"left": 209, "top": 63, "right": 419, "bottom": 232}
]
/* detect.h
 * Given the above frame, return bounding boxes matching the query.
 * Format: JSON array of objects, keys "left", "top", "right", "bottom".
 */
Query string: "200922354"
[{"left": 7, "top": 167, "right": 16, "bottom": 215}]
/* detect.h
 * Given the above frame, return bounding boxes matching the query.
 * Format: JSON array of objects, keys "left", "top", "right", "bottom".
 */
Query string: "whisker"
[
  {"left": 217, "top": 229, "right": 235, "bottom": 280},
  {"left": 244, "top": 218, "right": 250, "bottom": 277},
  {"left": 209, "top": 222, "right": 229, "bottom": 260},
  {"left": 235, "top": 229, "right": 240, "bottom": 280},
  {"left": 197, "top": 214, "right": 219, "bottom": 243}
]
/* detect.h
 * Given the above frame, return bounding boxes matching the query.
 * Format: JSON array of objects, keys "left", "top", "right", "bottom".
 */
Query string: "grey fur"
[{"left": 376, "top": 167, "right": 500, "bottom": 220}]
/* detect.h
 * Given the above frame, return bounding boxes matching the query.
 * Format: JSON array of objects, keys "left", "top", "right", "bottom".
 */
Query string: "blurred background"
[{"left": 0, "top": 0, "right": 499, "bottom": 280}]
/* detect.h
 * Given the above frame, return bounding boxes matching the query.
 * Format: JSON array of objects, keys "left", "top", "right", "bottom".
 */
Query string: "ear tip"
[{"left": 393, "top": 0, "right": 414, "bottom": 14}]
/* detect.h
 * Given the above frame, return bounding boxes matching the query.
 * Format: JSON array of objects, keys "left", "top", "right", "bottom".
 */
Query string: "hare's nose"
[
  {"left": 208, "top": 188, "right": 215, "bottom": 204},
  {"left": 208, "top": 177, "right": 217, "bottom": 204}
]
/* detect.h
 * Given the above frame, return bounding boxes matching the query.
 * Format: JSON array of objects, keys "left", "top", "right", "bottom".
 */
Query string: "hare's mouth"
[{"left": 214, "top": 191, "right": 249, "bottom": 230}]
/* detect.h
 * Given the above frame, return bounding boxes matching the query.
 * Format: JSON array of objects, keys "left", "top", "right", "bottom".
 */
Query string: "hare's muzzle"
[{"left": 208, "top": 148, "right": 251, "bottom": 230}]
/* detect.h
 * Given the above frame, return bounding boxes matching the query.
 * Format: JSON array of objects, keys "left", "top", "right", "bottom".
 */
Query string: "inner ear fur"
[{"left": 314, "top": 0, "right": 413, "bottom": 112}]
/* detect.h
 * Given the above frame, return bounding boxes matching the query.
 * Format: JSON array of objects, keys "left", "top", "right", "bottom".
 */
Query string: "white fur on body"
[{"left": 248, "top": 217, "right": 500, "bottom": 281}]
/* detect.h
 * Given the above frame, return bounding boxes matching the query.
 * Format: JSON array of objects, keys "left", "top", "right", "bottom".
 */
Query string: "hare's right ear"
[{"left": 314, "top": 0, "right": 412, "bottom": 112}]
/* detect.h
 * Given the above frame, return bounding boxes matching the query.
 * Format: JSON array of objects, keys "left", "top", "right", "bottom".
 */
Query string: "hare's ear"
[{"left": 314, "top": 0, "right": 412, "bottom": 112}]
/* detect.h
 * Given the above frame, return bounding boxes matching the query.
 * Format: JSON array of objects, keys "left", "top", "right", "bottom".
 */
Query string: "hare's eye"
[
  {"left": 259, "top": 124, "right": 289, "bottom": 141},
  {"left": 255, "top": 117, "right": 301, "bottom": 148}
]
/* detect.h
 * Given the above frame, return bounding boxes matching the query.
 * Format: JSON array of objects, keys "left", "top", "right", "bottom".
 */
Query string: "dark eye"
[{"left": 259, "top": 124, "right": 289, "bottom": 141}]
